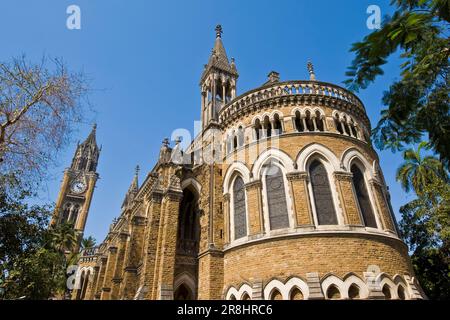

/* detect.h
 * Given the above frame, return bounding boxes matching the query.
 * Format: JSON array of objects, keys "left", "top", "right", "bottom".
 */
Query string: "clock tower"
[{"left": 51, "top": 124, "right": 100, "bottom": 250}]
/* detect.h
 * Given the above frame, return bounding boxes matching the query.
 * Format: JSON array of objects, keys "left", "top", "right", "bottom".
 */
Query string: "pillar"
[
  {"left": 369, "top": 179, "right": 396, "bottom": 232},
  {"left": 334, "top": 171, "right": 363, "bottom": 226},
  {"left": 244, "top": 180, "right": 264, "bottom": 236},
  {"left": 286, "top": 172, "right": 314, "bottom": 227},
  {"left": 111, "top": 232, "right": 128, "bottom": 299},
  {"left": 100, "top": 246, "right": 118, "bottom": 300}
]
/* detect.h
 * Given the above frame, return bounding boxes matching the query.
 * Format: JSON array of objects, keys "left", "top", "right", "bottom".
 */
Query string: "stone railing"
[{"left": 218, "top": 80, "right": 365, "bottom": 124}]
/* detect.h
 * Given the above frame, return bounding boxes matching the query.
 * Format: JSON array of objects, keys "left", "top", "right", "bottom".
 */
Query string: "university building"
[{"left": 54, "top": 26, "right": 425, "bottom": 300}]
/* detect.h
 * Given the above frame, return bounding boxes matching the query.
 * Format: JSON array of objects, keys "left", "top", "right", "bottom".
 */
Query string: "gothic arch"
[
  {"left": 251, "top": 148, "right": 295, "bottom": 178},
  {"left": 296, "top": 143, "right": 340, "bottom": 172},
  {"left": 174, "top": 272, "right": 197, "bottom": 300},
  {"left": 340, "top": 148, "right": 375, "bottom": 178},
  {"left": 321, "top": 274, "right": 345, "bottom": 299},
  {"left": 223, "top": 162, "right": 251, "bottom": 194},
  {"left": 181, "top": 178, "right": 202, "bottom": 196},
  {"left": 263, "top": 277, "right": 309, "bottom": 300},
  {"left": 225, "top": 283, "right": 253, "bottom": 300}
]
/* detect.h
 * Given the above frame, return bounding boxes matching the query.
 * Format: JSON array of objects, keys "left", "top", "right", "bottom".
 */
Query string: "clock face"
[{"left": 71, "top": 180, "right": 86, "bottom": 194}]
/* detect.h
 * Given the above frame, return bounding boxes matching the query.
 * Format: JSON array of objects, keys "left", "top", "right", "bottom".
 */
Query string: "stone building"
[{"left": 71, "top": 26, "right": 424, "bottom": 300}]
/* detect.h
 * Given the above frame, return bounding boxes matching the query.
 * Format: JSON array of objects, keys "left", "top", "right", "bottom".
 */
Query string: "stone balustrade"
[{"left": 218, "top": 80, "right": 365, "bottom": 125}]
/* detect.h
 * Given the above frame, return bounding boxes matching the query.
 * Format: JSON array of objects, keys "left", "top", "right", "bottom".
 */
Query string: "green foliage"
[
  {"left": 345, "top": 0, "right": 450, "bottom": 168},
  {"left": 0, "top": 173, "right": 78, "bottom": 300},
  {"left": 398, "top": 157, "right": 450, "bottom": 299},
  {"left": 81, "top": 236, "right": 96, "bottom": 249},
  {"left": 396, "top": 142, "right": 448, "bottom": 194}
]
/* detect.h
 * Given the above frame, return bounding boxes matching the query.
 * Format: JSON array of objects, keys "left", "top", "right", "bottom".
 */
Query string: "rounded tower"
[{"left": 213, "top": 53, "right": 423, "bottom": 300}]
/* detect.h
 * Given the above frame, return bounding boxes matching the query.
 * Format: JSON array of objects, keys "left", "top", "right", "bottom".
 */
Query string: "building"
[
  {"left": 51, "top": 124, "right": 100, "bottom": 252},
  {"left": 70, "top": 26, "right": 424, "bottom": 300}
]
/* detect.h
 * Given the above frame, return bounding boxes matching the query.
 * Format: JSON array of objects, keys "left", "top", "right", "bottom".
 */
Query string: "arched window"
[
  {"left": 326, "top": 285, "right": 341, "bottom": 299},
  {"left": 290, "top": 288, "right": 304, "bottom": 300},
  {"left": 348, "top": 284, "right": 360, "bottom": 300},
  {"left": 382, "top": 284, "right": 392, "bottom": 300},
  {"left": 334, "top": 114, "right": 343, "bottom": 134},
  {"left": 62, "top": 203, "right": 71, "bottom": 223},
  {"left": 233, "top": 176, "right": 247, "bottom": 240},
  {"left": 294, "top": 111, "right": 304, "bottom": 132},
  {"left": 351, "top": 164, "right": 377, "bottom": 228},
  {"left": 309, "top": 160, "right": 338, "bottom": 225},
  {"left": 229, "top": 294, "right": 236, "bottom": 300},
  {"left": 263, "top": 116, "right": 272, "bottom": 137},
  {"left": 349, "top": 120, "right": 358, "bottom": 138},
  {"left": 270, "top": 289, "right": 283, "bottom": 300},
  {"left": 265, "top": 165, "right": 290, "bottom": 230},
  {"left": 233, "top": 135, "right": 238, "bottom": 150},
  {"left": 73, "top": 204, "right": 80, "bottom": 224},
  {"left": 273, "top": 114, "right": 282, "bottom": 135},
  {"left": 397, "top": 285, "right": 406, "bottom": 300},
  {"left": 237, "top": 126, "right": 244, "bottom": 146},
  {"left": 305, "top": 111, "right": 314, "bottom": 131},
  {"left": 315, "top": 110, "right": 324, "bottom": 132},
  {"left": 241, "top": 293, "right": 251, "bottom": 300},
  {"left": 254, "top": 119, "right": 262, "bottom": 141},
  {"left": 342, "top": 116, "right": 351, "bottom": 136}
]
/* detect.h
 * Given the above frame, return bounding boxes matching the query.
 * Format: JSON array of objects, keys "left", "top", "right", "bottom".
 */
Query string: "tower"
[
  {"left": 51, "top": 124, "right": 100, "bottom": 250},
  {"left": 200, "top": 25, "right": 238, "bottom": 129}
]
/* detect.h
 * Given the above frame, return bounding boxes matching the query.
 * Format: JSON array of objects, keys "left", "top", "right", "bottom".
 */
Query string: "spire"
[
  {"left": 307, "top": 60, "right": 316, "bottom": 81},
  {"left": 71, "top": 123, "right": 100, "bottom": 172},
  {"left": 201, "top": 25, "right": 238, "bottom": 82},
  {"left": 121, "top": 165, "right": 139, "bottom": 209}
]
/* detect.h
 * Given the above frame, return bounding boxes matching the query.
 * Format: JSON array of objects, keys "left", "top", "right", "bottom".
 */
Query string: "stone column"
[
  {"left": 51, "top": 170, "right": 71, "bottom": 226},
  {"left": 244, "top": 180, "right": 264, "bottom": 237},
  {"left": 111, "top": 232, "right": 128, "bottom": 299},
  {"left": 284, "top": 116, "right": 294, "bottom": 133},
  {"left": 223, "top": 193, "right": 231, "bottom": 245},
  {"left": 87, "top": 265, "right": 100, "bottom": 300},
  {"left": 155, "top": 190, "right": 183, "bottom": 300},
  {"left": 306, "top": 272, "right": 325, "bottom": 300},
  {"left": 121, "top": 214, "right": 147, "bottom": 299},
  {"left": 100, "top": 246, "right": 118, "bottom": 300},
  {"left": 286, "top": 172, "right": 314, "bottom": 227},
  {"left": 369, "top": 179, "right": 396, "bottom": 232},
  {"left": 334, "top": 171, "right": 363, "bottom": 226},
  {"left": 93, "top": 256, "right": 107, "bottom": 300}
]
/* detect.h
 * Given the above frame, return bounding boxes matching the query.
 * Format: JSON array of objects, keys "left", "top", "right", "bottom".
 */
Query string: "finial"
[
  {"left": 175, "top": 136, "right": 182, "bottom": 145},
  {"left": 215, "top": 25, "right": 223, "bottom": 38},
  {"left": 162, "top": 137, "right": 169, "bottom": 147},
  {"left": 307, "top": 60, "right": 316, "bottom": 81},
  {"left": 135, "top": 165, "right": 140, "bottom": 176}
]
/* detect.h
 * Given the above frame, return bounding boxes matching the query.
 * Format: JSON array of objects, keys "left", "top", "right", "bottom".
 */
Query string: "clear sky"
[{"left": 0, "top": 0, "right": 416, "bottom": 242}]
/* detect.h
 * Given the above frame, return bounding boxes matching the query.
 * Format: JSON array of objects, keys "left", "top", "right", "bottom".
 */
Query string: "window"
[
  {"left": 233, "top": 176, "right": 247, "bottom": 240},
  {"left": 397, "top": 286, "right": 406, "bottom": 300},
  {"left": 309, "top": 160, "right": 338, "bottom": 225},
  {"left": 348, "top": 284, "right": 360, "bottom": 299},
  {"left": 351, "top": 164, "right": 377, "bottom": 228},
  {"left": 294, "top": 111, "right": 304, "bottom": 132},
  {"left": 315, "top": 110, "right": 325, "bottom": 132},
  {"left": 265, "top": 165, "right": 290, "bottom": 230},
  {"left": 326, "top": 285, "right": 341, "bottom": 299},
  {"left": 305, "top": 111, "right": 314, "bottom": 131},
  {"left": 382, "top": 284, "right": 392, "bottom": 300},
  {"left": 237, "top": 126, "right": 244, "bottom": 146},
  {"left": 254, "top": 119, "right": 262, "bottom": 141},
  {"left": 270, "top": 289, "right": 283, "bottom": 300},
  {"left": 290, "top": 288, "right": 304, "bottom": 300},
  {"left": 273, "top": 114, "right": 282, "bottom": 135},
  {"left": 334, "top": 114, "right": 343, "bottom": 134},
  {"left": 263, "top": 116, "right": 272, "bottom": 137}
]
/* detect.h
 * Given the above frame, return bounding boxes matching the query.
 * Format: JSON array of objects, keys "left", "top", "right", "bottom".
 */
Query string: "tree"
[
  {"left": 80, "top": 236, "right": 96, "bottom": 249},
  {"left": 0, "top": 173, "right": 69, "bottom": 299},
  {"left": 396, "top": 141, "right": 447, "bottom": 195},
  {"left": 345, "top": 0, "right": 450, "bottom": 168},
  {"left": 0, "top": 55, "right": 90, "bottom": 188},
  {"left": 399, "top": 177, "right": 450, "bottom": 299}
]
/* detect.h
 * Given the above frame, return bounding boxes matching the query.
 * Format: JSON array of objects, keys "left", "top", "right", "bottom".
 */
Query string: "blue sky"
[{"left": 0, "top": 0, "right": 416, "bottom": 242}]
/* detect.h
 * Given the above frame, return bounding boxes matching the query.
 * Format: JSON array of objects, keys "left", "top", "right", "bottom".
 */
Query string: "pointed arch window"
[
  {"left": 309, "top": 160, "right": 338, "bottom": 225},
  {"left": 233, "top": 176, "right": 247, "bottom": 240},
  {"left": 351, "top": 164, "right": 377, "bottom": 228},
  {"left": 265, "top": 165, "right": 289, "bottom": 230},
  {"left": 294, "top": 111, "right": 304, "bottom": 132},
  {"left": 254, "top": 119, "right": 262, "bottom": 141}
]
